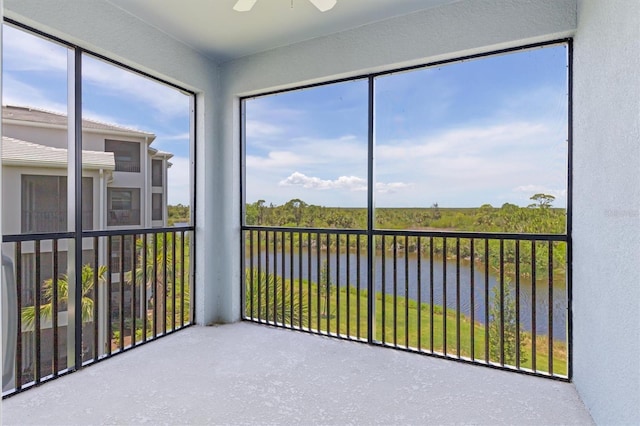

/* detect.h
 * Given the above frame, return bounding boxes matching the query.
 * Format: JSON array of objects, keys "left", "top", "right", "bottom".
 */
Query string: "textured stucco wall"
[
  {"left": 572, "top": 0, "right": 640, "bottom": 424},
  {"left": 218, "top": 0, "right": 576, "bottom": 322},
  {"left": 2, "top": 0, "right": 221, "bottom": 325}
]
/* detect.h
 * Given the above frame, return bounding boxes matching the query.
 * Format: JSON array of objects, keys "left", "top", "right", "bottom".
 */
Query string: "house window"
[
  {"left": 108, "top": 188, "right": 141, "bottom": 226},
  {"left": 105, "top": 140, "right": 141, "bottom": 173},
  {"left": 152, "top": 160, "right": 163, "bottom": 187},
  {"left": 152, "top": 193, "right": 163, "bottom": 221},
  {"left": 21, "top": 175, "right": 93, "bottom": 233}
]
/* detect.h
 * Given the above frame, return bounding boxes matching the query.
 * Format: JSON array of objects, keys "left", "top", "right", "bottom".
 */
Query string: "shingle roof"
[
  {"left": 2, "top": 136, "right": 116, "bottom": 170},
  {"left": 2, "top": 105, "right": 155, "bottom": 137}
]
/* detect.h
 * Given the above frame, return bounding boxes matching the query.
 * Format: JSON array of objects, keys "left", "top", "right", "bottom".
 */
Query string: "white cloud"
[
  {"left": 279, "top": 172, "right": 411, "bottom": 194},
  {"left": 3, "top": 26, "right": 189, "bottom": 120},
  {"left": 246, "top": 120, "right": 284, "bottom": 138},
  {"left": 3, "top": 26, "right": 67, "bottom": 72},
  {"left": 247, "top": 151, "right": 313, "bottom": 170},
  {"left": 279, "top": 172, "right": 366, "bottom": 191},
  {"left": 2, "top": 75, "right": 67, "bottom": 113},
  {"left": 82, "top": 56, "right": 188, "bottom": 119}
]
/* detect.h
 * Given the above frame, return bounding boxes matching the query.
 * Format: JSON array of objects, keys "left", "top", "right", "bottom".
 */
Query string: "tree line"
[{"left": 245, "top": 194, "right": 565, "bottom": 234}]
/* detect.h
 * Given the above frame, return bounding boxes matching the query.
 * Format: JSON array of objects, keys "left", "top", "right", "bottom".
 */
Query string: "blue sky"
[
  {"left": 2, "top": 24, "right": 192, "bottom": 205},
  {"left": 3, "top": 24, "right": 568, "bottom": 210},
  {"left": 246, "top": 44, "right": 568, "bottom": 208}
]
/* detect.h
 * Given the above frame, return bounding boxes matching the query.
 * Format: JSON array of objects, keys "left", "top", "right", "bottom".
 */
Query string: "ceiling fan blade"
[
  {"left": 308, "top": 0, "right": 337, "bottom": 12},
  {"left": 233, "top": 0, "right": 258, "bottom": 12}
]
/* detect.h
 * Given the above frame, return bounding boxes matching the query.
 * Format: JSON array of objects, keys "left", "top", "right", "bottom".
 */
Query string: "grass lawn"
[{"left": 246, "top": 277, "right": 567, "bottom": 376}]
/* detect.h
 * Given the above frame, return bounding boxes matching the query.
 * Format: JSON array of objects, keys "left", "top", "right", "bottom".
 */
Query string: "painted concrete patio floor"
[{"left": 2, "top": 322, "right": 593, "bottom": 425}]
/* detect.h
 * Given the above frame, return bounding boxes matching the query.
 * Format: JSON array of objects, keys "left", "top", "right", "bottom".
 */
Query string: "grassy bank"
[{"left": 245, "top": 276, "right": 567, "bottom": 376}]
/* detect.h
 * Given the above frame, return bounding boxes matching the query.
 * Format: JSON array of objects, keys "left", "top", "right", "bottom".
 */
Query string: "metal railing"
[
  {"left": 242, "top": 226, "right": 569, "bottom": 380},
  {"left": 114, "top": 161, "right": 140, "bottom": 173},
  {"left": 1, "top": 227, "right": 194, "bottom": 397}
]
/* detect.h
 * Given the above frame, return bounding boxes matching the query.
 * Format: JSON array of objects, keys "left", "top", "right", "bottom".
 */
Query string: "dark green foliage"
[
  {"left": 245, "top": 270, "right": 307, "bottom": 327},
  {"left": 167, "top": 204, "right": 190, "bottom": 226},
  {"left": 245, "top": 194, "right": 564, "bottom": 234},
  {"left": 488, "top": 279, "right": 528, "bottom": 365}
]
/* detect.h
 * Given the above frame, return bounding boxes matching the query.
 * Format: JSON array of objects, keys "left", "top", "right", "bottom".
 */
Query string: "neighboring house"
[
  {"left": 1, "top": 105, "right": 172, "bottom": 366},
  {"left": 2, "top": 105, "right": 172, "bottom": 234}
]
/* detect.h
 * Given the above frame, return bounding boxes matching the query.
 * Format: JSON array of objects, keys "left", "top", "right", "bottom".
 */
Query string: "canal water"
[{"left": 246, "top": 248, "right": 567, "bottom": 341}]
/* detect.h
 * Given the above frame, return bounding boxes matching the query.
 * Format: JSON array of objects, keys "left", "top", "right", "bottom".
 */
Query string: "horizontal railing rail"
[
  {"left": 242, "top": 226, "right": 569, "bottom": 380},
  {"left": 1, "top": 227, "right": 194, "bottom": 397}
]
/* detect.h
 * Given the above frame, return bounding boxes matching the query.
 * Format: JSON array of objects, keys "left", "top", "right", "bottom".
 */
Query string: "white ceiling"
[{"left": 106, "top": 0, "right": 459, "bottom": 63}]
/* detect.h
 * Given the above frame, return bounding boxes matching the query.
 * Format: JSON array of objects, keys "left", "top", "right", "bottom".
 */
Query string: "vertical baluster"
[
  {"left": 393, "top": 235, "right": 398, "bottom": 347},
  {"left": 273, "top": 231, "right": 278, "bottom": 324},
  {"left": 172, "top": 231, "right": 176, "bottom": 332},
  {"left": 417, "top": 236, "right": 422, "bottom": 351},
  {"left": 499, "top": 239, "right": 505, "bottom": 366},
  {"left": 152, "top": 233, "right": 158, "bottom": 339},
  {"left": 163, "top": 232, "right": 168, "bottom": 334},
  {"left": 531, "top": 240, "right": 537, "bottom": 372},
  {"left": 442, "top": 237, "right": 447, "bottom": 356},
  {"left": 52, "top": 239, "right": 59, "bottom": 374},
  {"left": 265, "top": 231, "right": 270, "bottom": 323},
  {"left": 181, "top": 230, "right": 186, "bottom": 328},
  {"left": 34, "top": 240, "right": 41, "bottom": 383},
  {"left": 281, "top": 231, "right": 286, "bottom": 326},
  {"left": 259, "top": 231, "right": 264, "bottom": 322},
  {"left": 429, "top": 236, "right": 434, "bottom": 353},
  {"left": 346, "top": 234, "right": 351, "bottom": 338},
  {"left": 405, "top": 235, "right": 409, "bottom": 349},
  {"left": 142, "top": 234, "right": 148, "bottom": 342},
  {"left": 326, "top": 233, "right": 331, "bottom": 334},
  {"left": 298, "top": 231, "right": 303, "bottom": 330},
  {"left": 515, "top": 240, "right": 521, "bottom": 369},
  {"left": 120, "top": 235, "right": 125, "bottom": 351},
  {"left": 107, "top": 235, "right": 113, "bottom": 354},
  {"left": 356, "top": 234, "right": 361, "bottom": 340},
  {"left": 307, "top": 232, "right": 312, "bottom": 331},
  {"left": 249, "top": 230, "right": 254, "bottom": 320},
  {"left": 316, "top": 231, "right": 321, "bottom": 333},
  {"left": 484, "top": 238, "right": 489, "bottom": 363},
  {"left": 381, "top": 236, "right": 386, "bottom": 344},
  {"left": 548, "top": 241, "right": 554, "bottom": 375},
  {"left": 456, "top": 238, "right": 461, "bottom": 358},
  {"left": 15, "top": 242, "right": 23, "bottom": 390},
  {"left": 131, "top": 234, "right": 137, "bottom": 344},
  {"left": 336, "top": 234, "right": 341, "bottom": 336},
  {"left": 470, "top": 239, "right": 476, "bottom": 361},
  {"left": 93, "top": 237, "right": 99, "bottom": 360}
]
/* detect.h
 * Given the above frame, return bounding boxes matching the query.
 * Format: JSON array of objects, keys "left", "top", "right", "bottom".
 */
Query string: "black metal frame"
[
  {"left": 239, "top": 39, "right": 573, "bottom": 380},
  {"left": 2, "top": 19, "right": 198, "bottom": 398}
]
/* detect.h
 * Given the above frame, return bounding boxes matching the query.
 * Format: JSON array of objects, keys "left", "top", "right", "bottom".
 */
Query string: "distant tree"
[
  {"left": 431, "top": 202, "right": 441, "bottom": 220},
  {"left": 285, "top": 198, "right": 307, "bottom": 226},
  {"left": 256, "top": 199, "right": 266, "bottom": 225},
  {"left": 529, "top": 193, "right": 555, "bottom": 209}
]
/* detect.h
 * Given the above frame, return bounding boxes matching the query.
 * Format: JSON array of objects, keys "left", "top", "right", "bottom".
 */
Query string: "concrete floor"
[{"left": 2, "top": 322, "right": 593, "bottom": 425}]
